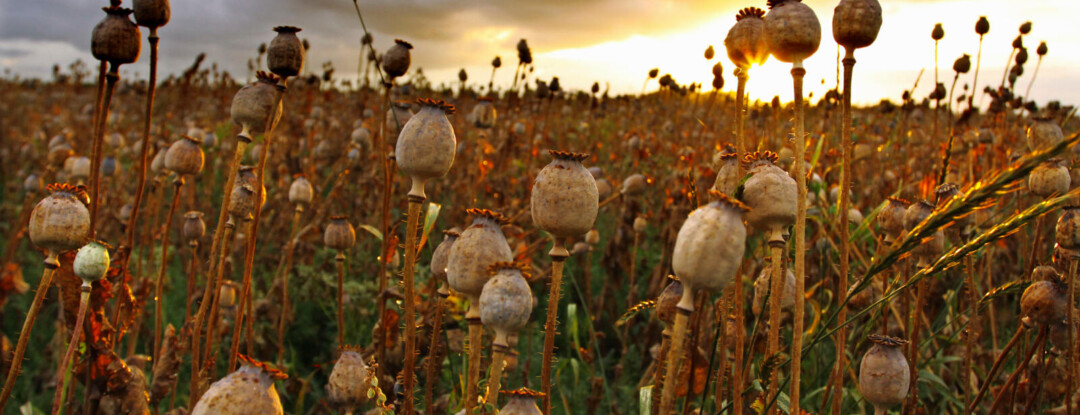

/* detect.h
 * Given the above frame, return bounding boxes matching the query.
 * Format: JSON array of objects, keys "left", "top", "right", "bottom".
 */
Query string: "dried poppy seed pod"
[
  {"left": 431, "top": 228, "right": 461, "bottom": 291},
  {"left": 479, "top": 262, "right": 533, "bottom": 346},
  {"left": 633, "top": 216, "right": 648, "bottom": 233},
  {"left": 326, "top": 346, "right": 373, "bottom": 411},
  {"left": 712, "top": 153, "right": 740, "bottom": 196},
  {"left": 268, "top": 26, "right": 304, "bottom": 78},
  {"left": 1029, "top": 159, "right": 1070, "bottom": 198},
  {"left": 832, "top": 0, "right": 883, "bottom": 49},
  {"left": 492, "top": 56, "right": 502, "bottom": 68},
  {"left": 1021, "top": 276, "right": 1067, "bottom": 326},
  {"left": 1056, "top": 207, "right": 1080, "bottom": 250},
  {"left": 69, "top": 156, "right": 92, "bottom": 182},
  {"left": 671, "top": 191, "right": 749, "bottom": 310},
  {"left": 73, "top": 241, "right": 110, "bottom": 283},
  {"left": 396, "top": 98, "right": 457, "bottom": 199},
  {"left": 903, "top": 200, "right": 945, "bottom": 261},
  {"left": 975, "top": 16, "right": 989, "bottom": 35},
  {"left": 24, "top": 174, "right": 41, "bottom": 193},
  {"left": 656, "top": 278, "right": 683, "bottom": 325},
  {"left": 584, "top": 229, "right": 600, "bottom": 245},
  {"left": 324, "top": 216, "right": 357, "bottom": 252},
  {"left": 500, "top": 388, "right": 544, "bottom": 415},
  {"left": 1037, "top": 41, "right": 1048, "bottom": 56},
  {"left": 741, "top": 151, "right": 796, "bottom": 242},
  {"left": 752, "top": 261, "right": 795, "bottom": 316},
  {"left": 30, "top": 184, "right": 90, "bottom": 267},
  {"left": 230, "top": 71, "right": 285, "bottom": 143},
  {"left": 192, "top": 355, "right": 287, "bottom": 415},
  {"left": 447, "top": 209, "right": 513, "bottom": 316},
  {"left": 164, "top": 135, "right": 204, "bottom": 176},
  {"left": 382, "top": 39, "right": 413, "bottom": 79},
  {"left": 532, "top": 151, "right": 599, "bottom": 238},
  {"left": 91, "top": 6, "right": 141, "bottom": 65},
  {"left": 182, "top": 211, "right": 206, "bottom": 244},
  {"left": 953, "top": 54, "right": 971, "bottom": 74},
  {"left": 1027, "top": 116, "right": 1064, "bottom": 151},
  {"left": 228, "top": 183, "right": 257, "bottom": 222},
  {"left": 132, "top": 0, "right": 170, "bottom": 30},
  {"left": 621, "top": 174, "right": 647, "bottom": 196},
  {"left": 763, "top": 0, "right": 821, "bottom": 64},
  {"left": 288, "top": 175, "right": 313, "bottom": 206},
  {"left": 472, "top": 98, "right": 497, "bottom": 129},
  {"left": 930, "top": 23, "right": 944, "bottom": 41},
  {"left": 859, "top": 335, "right": 910, "bottom": 414}
]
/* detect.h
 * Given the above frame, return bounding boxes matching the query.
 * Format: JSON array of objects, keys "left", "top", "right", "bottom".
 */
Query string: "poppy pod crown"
[
  {"left": 237, "top": 354, "right": 288, "bottom": 380},
  {"left": 742, "top": 150, "right": 780, "bottom": 167},
  {"left": 503, "top": 388, "right": 545, "bottom": 399},
  {"left": 868, "top": 334, "right": 908, "bottom": 348},
  {"left": 550, "top": 150, "right": 590, "bottom": 162},
  {"left": 466, "top": 208, "right": 509, "bottom": 225},
  {"left": 415, "top": 97, "right": 455, "bottom": 114},
  {"left": 487, "top": 261, "right": 532, "bottom": 279},
  {"left": 737, "top": 7, "right": 766, "bottom": 21},
  {"left": 707, "top": 190, "right": 752, "bottom": 212}
]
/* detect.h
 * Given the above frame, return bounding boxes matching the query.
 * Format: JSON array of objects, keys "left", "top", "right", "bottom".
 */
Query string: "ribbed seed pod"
[
  {"left": 859, "top": 335, "right": 910, "bottom": 414},
  {"left": 326, "top": 346, "right": 373, "bottom": 412},
  {"left": 725, "top": 7, "right": 772, "bottom": 69},
  {"left": 29, "top": 184, "right": 91, "bottom": 264},
  {"left": 1056, "top": 207, "right": 1080, "bottom": 250},
  {"left": 267, "top": 26, "right": 304, "bottom": 78},
  {"left": 430, "top": 228, "right": 461, "bottom": 289},
  {"left": 447, "top": 209, "right": 513, "bottom": 313},
  {"left": 324, "top": 216, "right": 357, "bottom": 252},
  {"left": 182, "top": 211, "right": 206, "bottom": 244},
  {"left": 903, "top": 200, "right": 944, "bottom": 260},
  {"left": 164, "top": 135, "right": 204, "bottom": 176},
  {"left": 92, "top": 6, "right": 141, "bottom": 65},
  {"left": 763, "top": 0, "right": 821, "bottom": 64},
  {"left": 192, "top": 355, "right": 287, "bottom": 415},
  {"left": 672, "top": 191, "right": 749, "bottom": 309},
  {"left": 879, "top": 197, "right": 909, "bottom": 238},
  {"left": 712, "top": 153, "right": 740, "bottom": 196},
  {"left": 132, "top": 0, "right": 170, "bottom": 30},
  {"left": 532, "top": 151, "right": 599, "bottom": 238},
  {"left": 480, "top": 262, "right": 533, "bottom": 345},
  {"left": 230, "top": 71, "right": 285, "bottom": 143},
  {"left": 621, "top": 174, "right": 647, "bottom": 196},
  {"left": 741, "top": 151, "right": 796, "bottom": 240},
  {"left": 1026, "top": 116, "right": 1065, "bottom": 151},
  {"left": 73, "top": 241, "right": 110, "bottom": 283},
  {"left": 752, "top": 260, "right": 795, "bottom": 316},
  {"left": 382, "top": 39, "right": 413, "bottom": 78},
  {"left": 396, "top": 98, "right": 457, "bottom": 198},
  {"left": 499, "top": 388, "right": 544, "bottom": 415},
  {"left": 1021, "top": 275, "right": 1067, "bottom": 326},
  {"left": 472, "top": 98, "right": 497, "bottom": 128},
  {"left": 228, "top": 183, "right": 257, "bottom": 222},
  {"left": 288, "top": 175, "right": 313, "bottom": 206},
  {"left": 1028, "top": 159, "right": 1070, "bottom": 198},
  {"left": 832, "top": 0, "right": 882, "bottom": 50}
]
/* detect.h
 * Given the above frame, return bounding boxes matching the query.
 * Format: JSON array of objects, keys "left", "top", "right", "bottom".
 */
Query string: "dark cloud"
[{"left": 0, "top": 0, "right": 727, "bottom": 81}]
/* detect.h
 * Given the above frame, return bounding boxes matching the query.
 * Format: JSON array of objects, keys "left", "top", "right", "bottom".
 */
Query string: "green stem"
[{"left": 52, "top": 284, "right": 91, "bottom": 415}]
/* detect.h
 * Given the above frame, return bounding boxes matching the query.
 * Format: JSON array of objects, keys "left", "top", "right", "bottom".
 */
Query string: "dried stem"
[
  {"left": 833, "top": 49, "right": 855, "bottom": 415},
  {"left": 732, "top": 68, "right": 749, "bottom": 415},
  {"left": 789, "top": 62, "right": 808, "bottom": 415},
  {"left": 969, "top": 325, "right": 1026, "bottom": 412},
  {"left": 970, "top": 34, "right": 984, "bottom": 110},
  {"left": 122, "top": 33, "right": 160, "bottom": 276},
  {"left": 988, "top": 327, "right": 1048, "bottom": 414},
  {"left": 541, "top": 242, "right": 569, "bottom": 414},
  {"left": 88, "top": 64, "right": 119, "bottom": 238},
  {"left": 1025, "top": 56, "right": 1043, "bottom": 99},
  {"left": 400, "top": 194, "right": 426, "bottom": 414},
  {"left": 0, "top": 261, "right": 57, "bottom": 407},
  {"left": 52, "top": 284, "right": 90, "bottom": 415},
  {"left": 766, "top": 236, "right": 784, "bottom": 410},
  {"left": 275, "top": 206, "right": 303, "bottom": 365},
  {"left": 484, "top": 343, "right": 509, "bottom": 406},
  {"left": 336, "top": 251, "right": 347, "bottom": 348},
  {"left": 660, "top": 306, "right": 691, "bottom": 415},
  {"left": 466, "top": 317, "right": 483, "bottom": 415},
  {"left": 189, "top": 218, "right": 237, "bottom": 409},
  {"left": 424, "top": 290, "right": 449, "bottom": 412},
  {"left": 153, "top": 178, "right": 184, "bottom": 368}
]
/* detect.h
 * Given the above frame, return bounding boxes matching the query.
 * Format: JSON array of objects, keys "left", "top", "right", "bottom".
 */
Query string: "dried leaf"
[
  {"left": 0, "top": 262, "right": 29, "bottom": 308},
  {"left": 150, "top": 324, "right": 181, "bottom": 405}
]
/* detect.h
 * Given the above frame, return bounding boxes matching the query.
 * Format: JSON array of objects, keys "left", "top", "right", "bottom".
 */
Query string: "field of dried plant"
[{"left": 0, "top": 0, "right": 1078, "bottom": 414}]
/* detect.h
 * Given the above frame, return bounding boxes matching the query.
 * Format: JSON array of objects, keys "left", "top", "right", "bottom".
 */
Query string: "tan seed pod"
[
  {"left": 499, "top": 388, "right": 545, "bottom": 415},
  {"left": 741, "top": 151, "right": 796, "bottom": 238},
  {"left": 832, "top": 0, "right": 882, "bottom": 50},
  {"left": 763, "top": 0, "right": 821, "bottom": 64},
  {"left": 752, "top": 262, "right": 796, "bottom": 317},
  {"left": 859, "top": 335, "right": 910, "bottom": 413},
  {"left": 1021, "top": 277, "right": 1068, "bottom": 326},
  {"left": 532, "top": 151, "right": 599, "bottom": 238},
  {"left": 1028, "top": 159, "right": 1070, "bottom": 198},
  {"left": 396, "top": 98, "right": 457, "bottom": 198},
  {"left": 164, "top": 135, "right": 204, "bottom": 176},
  {"left": 267, "top": 26, "right": 304, "bottom": 78},
  {"left": 725, "top": 7, "right": 771, "bottom": 69},
  {"left": 132, "top": 0, "right": 170, "bottom": 30},
  {"left": 230, "top": 71, "right": 284, "bottom": 143},
  {"left": 92, "top": 6, "right": 141, "bottom": 65},
  {"left": 192, "top": 355, "right": 287, "bottom": 415},
  {"left": 430, "top": 228, "right": 461, "bottom": 288},
  {"left": 324, "top": 216, "right": 357, "bottom": 251},
  {"left": 479, "top": 262, "right": 533, "bottom": 345},
  {"left": 29, "top": 184, "right": 90, "bottom": 263},
  {"left": 1056, "top": 206, "right": 1080, "bottom": 250},
  {"left": 447, "top": 209, "right": 513, "bottom": 315},
  {"left": 878, "top": 197, "right": 909, "bottom": 237},
  {"left": 73, "top": 241, "right": 110, "bottom": 283},
  {"left": 183, "top": 211, "right": 206, "bottom": 243},
  {"left": 1027, "top": 116, "right": 1064, "bottom": 151},
  {"left": 326, "top": 346, "right": 373, "bottom": 411},
  {"left": 382, "top": 39, "right": 413, "bottom": 78},
  {"left": 672, "top": 191, "right": 749, "bottom": 309},
  {"left": 288, "top": 175, "right": 314, "bottom": 205}
]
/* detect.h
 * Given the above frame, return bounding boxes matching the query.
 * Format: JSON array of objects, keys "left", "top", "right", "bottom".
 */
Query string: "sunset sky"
[{"left": 1, "top": 0, "right": 1077, "bottom": 106}]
